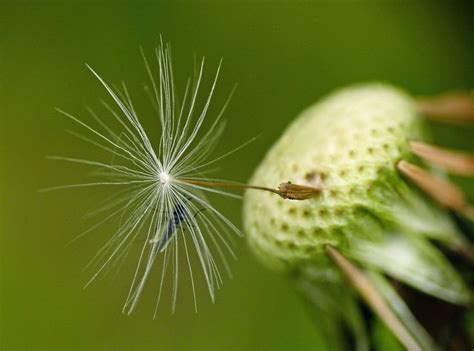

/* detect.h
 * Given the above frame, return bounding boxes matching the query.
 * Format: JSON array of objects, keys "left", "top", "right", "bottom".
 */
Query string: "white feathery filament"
[{"left": 47, "top": 39, "right": 243, "bottom": 317}]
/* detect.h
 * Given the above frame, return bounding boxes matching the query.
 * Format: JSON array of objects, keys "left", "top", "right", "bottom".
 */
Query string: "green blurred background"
[{"left": 1, "top": 1, "right": 473, "bottom": 350}]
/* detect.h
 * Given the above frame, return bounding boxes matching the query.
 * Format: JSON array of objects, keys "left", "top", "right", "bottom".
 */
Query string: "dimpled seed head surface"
[{"left": 243, "top": 83, "right": 424, "bottom": 271}]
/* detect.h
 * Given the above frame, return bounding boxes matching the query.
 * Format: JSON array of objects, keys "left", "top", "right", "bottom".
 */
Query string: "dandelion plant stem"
[{"left": 325, "top": 245, "right": 422, "bottom": 351}]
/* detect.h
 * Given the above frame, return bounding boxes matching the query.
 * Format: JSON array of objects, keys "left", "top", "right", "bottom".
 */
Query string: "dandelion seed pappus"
[
  {"left": 47, "top": 40, "right": 251, "bottom": 316},
  {"left": 46, "top": 38, "right": 314, "bottom": 316}
]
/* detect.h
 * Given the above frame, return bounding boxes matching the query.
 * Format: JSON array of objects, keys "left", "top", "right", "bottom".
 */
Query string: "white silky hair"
[{"left": 46, "top": 41, "right": 243, "bottom": 316}]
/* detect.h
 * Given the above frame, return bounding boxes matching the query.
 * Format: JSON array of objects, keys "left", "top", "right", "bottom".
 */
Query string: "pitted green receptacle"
[
  {"left": 243, "top": 84, "right": 467, "bottom": 298},
  {"left": 244, "top": 84, "right": 420, "bottom": 269}
]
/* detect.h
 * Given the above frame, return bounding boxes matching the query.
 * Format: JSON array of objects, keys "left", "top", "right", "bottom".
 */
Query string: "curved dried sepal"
[
  {"left": 278, "top": 181, "right": 321, "bottom": 200},
  {"left": 398, "top": 160, "right": 468, "bottom": 212},
  {"left": 325, "top": 245, "right": 422, "bottom": 351},
  {"left": 409, "top": 141, "right": 474, "bottom": 176},
  {"left": 417, "top": 91, "right": 474, "bottom": 123}
]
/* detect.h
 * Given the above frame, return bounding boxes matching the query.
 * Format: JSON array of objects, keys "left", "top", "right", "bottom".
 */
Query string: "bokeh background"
[{"left": 1, "top": 1, "right": 473, "bottom": 350}]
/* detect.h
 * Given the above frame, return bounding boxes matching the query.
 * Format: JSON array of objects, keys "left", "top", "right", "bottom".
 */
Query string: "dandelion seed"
[
  {"left": 277, "top": 181, "right": 321, "bottom": 200},
  {"left": 47, "top": 39, "right": 307, "bottom": 315}
]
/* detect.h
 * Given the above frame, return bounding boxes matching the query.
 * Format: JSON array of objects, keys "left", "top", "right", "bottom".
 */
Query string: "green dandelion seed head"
[{"left": 243, "top": 83, "right": 465, "bottom": 282}]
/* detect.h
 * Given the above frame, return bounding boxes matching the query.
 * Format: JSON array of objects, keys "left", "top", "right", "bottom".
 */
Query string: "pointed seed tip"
[
  {"left": 398, "top": 160, "right": 469, "bottom": 213},
  {"left": 409, "top": 141, "right": 474, "bottom": 176}
]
